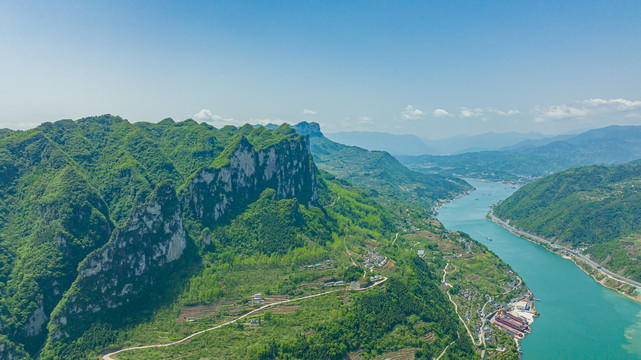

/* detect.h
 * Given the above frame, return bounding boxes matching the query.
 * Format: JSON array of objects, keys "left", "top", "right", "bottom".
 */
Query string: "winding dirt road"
[
  {"left": 102, "top": 277, "right": 387, "bottom": 359},
  {"left": 441, "top": 262, "right": 480, "bottom": 347}
]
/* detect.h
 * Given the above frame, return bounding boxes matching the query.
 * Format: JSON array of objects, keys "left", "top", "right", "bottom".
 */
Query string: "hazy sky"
[{"left": 1, "top": 1, "right": 640, "bottom": 138}]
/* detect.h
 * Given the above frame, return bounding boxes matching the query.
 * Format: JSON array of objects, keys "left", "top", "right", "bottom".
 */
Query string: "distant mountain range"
[
  {"left": 398, "top": 125, "right": 641, "bottom": 182},
  {"left": 325, "top": 131, "right": 440, "bottom": 156},
  {"left": 295, "top": 123, "right": 472, "bottom": 210},
  {"left": 326, "top": 130, "right": 551, "bottom": 156},
  {"left": 424, "top": 131, "right": 551, "bottom": 155}
]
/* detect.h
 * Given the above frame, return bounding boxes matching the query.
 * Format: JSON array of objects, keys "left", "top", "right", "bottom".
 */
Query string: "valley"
[
  {"left": 2, "top": 117, "right": 640, "bottom": 359},
  {"left": 0, "top": 117, "right": 522, "bottom": 360},
  {"left": 3, "top": 2, "right": 641, "bottom": 359},
  {"left": 492, "top": 162, "right": 641, "bottom": 290},
  {"left": 437, "top": 181, "right": 641, "bottom": 359}
]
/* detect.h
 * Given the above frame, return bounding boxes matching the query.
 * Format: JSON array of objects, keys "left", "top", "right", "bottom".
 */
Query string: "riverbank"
[
  {"left": 568, "top": 256, "right": 641, "bottom": 304},
  {"left": 487, "top": 210, "right": 641, "bottom": 304},
  {"left": 433, "top": 188, "right": 475, "bottom": 213},
  {"left": 438, "top": 180, "right": 641, "bottom": 359}
]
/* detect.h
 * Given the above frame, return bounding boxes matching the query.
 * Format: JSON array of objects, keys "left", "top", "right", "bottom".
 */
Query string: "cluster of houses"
[
  {"left": 323, "top": 280, "right": 363, "bottom": 290},
  {"left": 459, "top": 288, "right": 481, "bottom": 302},
  {"left": 452, "top": 235, "right": 476, "bottom": 253},
  {"left": 303, "top": 259, "right": 332, "bottom": 270},
  {"left": 364, "top": 250, "right": 387, "bottom": 267},
  {"left": 248, "top": 293, "right": 264, "bottom": 305}
]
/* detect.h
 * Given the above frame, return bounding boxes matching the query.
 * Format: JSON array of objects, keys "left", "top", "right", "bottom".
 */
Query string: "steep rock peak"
[
  {"left": 293, "top": 122, "right": 323, "bottom": 138},
  {"left": 183, "top": 134, "right": 317, "bottom": 229}
]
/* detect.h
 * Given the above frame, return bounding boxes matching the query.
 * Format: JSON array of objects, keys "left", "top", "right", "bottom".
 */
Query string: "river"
[{"left": 436, "top": 180, "right": 641, "bottom": 359}]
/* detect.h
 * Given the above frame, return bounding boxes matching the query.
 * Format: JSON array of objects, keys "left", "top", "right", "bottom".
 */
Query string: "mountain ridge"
[{"left": 399, "top": 125, "right": 641, "bottom": 182}]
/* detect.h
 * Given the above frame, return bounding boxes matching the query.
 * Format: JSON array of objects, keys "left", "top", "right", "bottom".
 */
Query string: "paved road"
[
  {"left": 102, "top": 277, "right": 387, "bottom": 359},
  {"left": 489, "top": 211, "right": 641, "bottom": 289}
]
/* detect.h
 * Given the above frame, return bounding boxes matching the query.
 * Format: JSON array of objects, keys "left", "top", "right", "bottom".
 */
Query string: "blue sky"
[{"left": 1, "top": 1, "right": 640, "bottom": 138}]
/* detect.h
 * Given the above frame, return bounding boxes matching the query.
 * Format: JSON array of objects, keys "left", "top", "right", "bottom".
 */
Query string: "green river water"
[{"left": 436, "top": 180, "right": 641, "bottom": 359}]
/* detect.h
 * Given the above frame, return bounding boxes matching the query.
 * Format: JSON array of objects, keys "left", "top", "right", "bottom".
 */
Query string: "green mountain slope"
[
  {"left": 0, "top": 116, "right": 318, "bottom": 358},
  {"left": 0, "top": 116, "right": 483, "bottom": 359},
  {"left": 399, "top": 125, "right": 641, "bottom": 182},
  {"left": 493, "top": 162, "right": 641, "bottom": 281},
  {"left": 294, "top": 122, "right": 473, "bottom": 211}
]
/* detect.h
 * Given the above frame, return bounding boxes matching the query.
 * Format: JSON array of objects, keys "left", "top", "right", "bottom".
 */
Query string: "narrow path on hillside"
[
  {"left": 327, "top": 196, "right": 341, "bottom": 207},
  {"left": 102, "top": 277, "right": 387, "bottom": 359},
  {"left": 435, "top": 331, "right": 460, "bottom": 360},
  {"left": 503, "top": 276, "right": 522, "bottom": 294},
  {"left": 442, "top": 262, "right": 480, "bottom": 347}
]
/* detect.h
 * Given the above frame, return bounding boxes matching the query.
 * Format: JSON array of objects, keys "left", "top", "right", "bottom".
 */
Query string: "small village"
[
  {"left": 407, "top": 225, "right": 539, "bottom": 358},
  {"left": 450, "top": 265, "right": 539, "bottom": 355}
]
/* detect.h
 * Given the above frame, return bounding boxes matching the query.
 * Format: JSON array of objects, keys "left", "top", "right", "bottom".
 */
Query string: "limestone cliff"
[
  {"left": 43, "top": 133, "right": 318, "bottom": 354},
  {"left": 183, "top": 135, "right": 317, "bottom": 229},
  {"left": 46, "top": 182, "right": 185, "bottom": 343}
]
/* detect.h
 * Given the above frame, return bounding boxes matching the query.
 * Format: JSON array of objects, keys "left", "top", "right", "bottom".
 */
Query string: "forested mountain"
[
  {"left": 0, "top": 116, "right": 484, "bottom": 359},
  {"left": 493, "top": 161, "right": 641, "bottom": 281},
  {"left": 295, "top": 122, "right": 473, "bottom": 211},
  {"left": 399, "top": 125, "right": 641, "bottom": 182}
]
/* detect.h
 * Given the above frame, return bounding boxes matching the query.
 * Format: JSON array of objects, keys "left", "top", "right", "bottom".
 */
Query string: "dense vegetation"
[
  {"left": 493, "top": 162, "right": 641, "bottom": 281},
  {"left": 0, "top": 116, "right": 310, "bottom": 358},
  {"left": 399, "top": 125, "right": 641, "bottom": 182},
  {"left": 0, "top": 116, "right": 483, "bottom": 359},
  {"left": 294, "top": 122, "right": 473, "bottom": 211}
]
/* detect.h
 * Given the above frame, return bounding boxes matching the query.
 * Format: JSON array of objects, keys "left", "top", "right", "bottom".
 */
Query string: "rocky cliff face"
[
  {"left": 43, "top": 134, "right": 318, "bottom": 353},
  {"left": 46, "top": 182, "right": 185, "bottom": 342},
  {"left": 183, "top": 136, "right": 317, "bottom": 229}
]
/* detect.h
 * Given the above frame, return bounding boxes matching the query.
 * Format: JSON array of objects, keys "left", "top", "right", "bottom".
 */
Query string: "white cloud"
[
  {"left": 401, "top": 105, "right": 425, "bottom": 120},
  {"left": 247, "top": 118, "right": 291, "bottom": 127},
  {"left": 486, "top": 107, "right": 520, "bottom": 116},
  {"left": 458, "top": 106, "right": 519, "bottom": 119},
  {"left": 530, "top": 104, "right": 589, "bottom": 121},
  {"left": 530, "top": 98, "right": 641, "bottom": 123},
  {"left": 193, "top": 109, "right": 237, "bottom": 124},
  {"left": 579, "top": 98, "right": 641, "bottom": 110},
  {"left": 358, "top": 116, "right": 372, "bottom": 124},
  {"left": 459, "top": 107, "right": 484, "bottom": 118},
  {"left": 433, "top": 108, "right": 452, "bottom": 117},
  {"left": 302, "top": 109, "right": 317, "bottom": 115},
  {"left": 193, "top": 109, "right": 284, "bottom": 128}
]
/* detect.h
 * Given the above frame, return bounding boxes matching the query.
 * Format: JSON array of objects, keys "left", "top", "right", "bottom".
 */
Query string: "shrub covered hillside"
[
  {"left": 0, "top": 116, "right": 477, "bottom": 359},
  {"left": 493, "top": 161, "right": 641, "bottom": 281}
]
